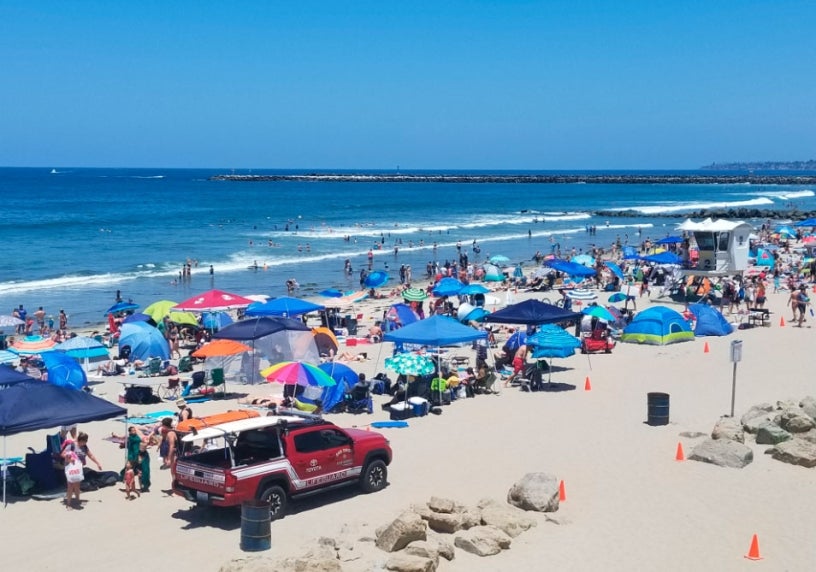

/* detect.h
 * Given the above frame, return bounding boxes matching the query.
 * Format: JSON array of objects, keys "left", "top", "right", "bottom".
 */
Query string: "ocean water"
[{"left": 1, "top": 167, "right": 814, "bottom": 328}]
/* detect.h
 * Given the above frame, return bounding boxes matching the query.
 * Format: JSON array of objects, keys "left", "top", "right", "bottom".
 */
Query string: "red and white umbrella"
[{"left": 173, "top": 289, "right": 254, "bottom": 312}]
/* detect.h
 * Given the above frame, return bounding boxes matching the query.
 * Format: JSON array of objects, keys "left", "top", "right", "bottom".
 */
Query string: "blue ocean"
[{"left": 1, "top": 167, "right": 814, "bottom": 328}]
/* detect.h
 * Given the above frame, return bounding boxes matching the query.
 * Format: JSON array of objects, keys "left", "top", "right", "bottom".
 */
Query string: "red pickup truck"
[{"left": 172, "top": 413, "right": 392, "bottom": 520}]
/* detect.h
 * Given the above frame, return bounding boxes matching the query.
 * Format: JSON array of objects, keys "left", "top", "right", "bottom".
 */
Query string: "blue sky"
[{"left": 2, "top": 1, "right": 815, "bottom": 169}]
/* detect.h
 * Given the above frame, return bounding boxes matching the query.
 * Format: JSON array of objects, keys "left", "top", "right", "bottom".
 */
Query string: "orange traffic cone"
[
  {"left": 744, "top": 534, "right": 762, "bottom": 560},
  {"left": 780, "top": 317, "right": 786, "bottom": 327},
  {"left": 675, "top": 442, "right": 685, "bottom": 461},
  {"left": 584, "top": 376, "right": 592, "bottom": 391},
  {"left": 703, "top": 341, "right": 710, "bottom": 353},
  {"left": 559, "top": 480, "right": 566, "bottom": 502}
]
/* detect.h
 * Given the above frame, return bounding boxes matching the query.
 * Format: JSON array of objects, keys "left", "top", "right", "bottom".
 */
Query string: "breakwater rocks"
[
  {"left": 210, "top": 173, "right": 816, "bottom": 185},
  {"left": 595, "top": 208, "right": 816, "bottom": 220}
]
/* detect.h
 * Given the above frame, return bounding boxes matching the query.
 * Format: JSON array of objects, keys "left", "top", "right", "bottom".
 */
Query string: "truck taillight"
[{"left": 225, "top": 473, "right": 237, "bottom": 493}]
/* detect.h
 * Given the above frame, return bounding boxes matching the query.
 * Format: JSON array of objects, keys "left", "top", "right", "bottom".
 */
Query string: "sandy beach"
[{"left": 2, "top": 283, "right": 816, "bottom": 571}]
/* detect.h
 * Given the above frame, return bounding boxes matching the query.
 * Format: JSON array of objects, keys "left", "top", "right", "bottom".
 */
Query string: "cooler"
[{"left": 407, "top": 397, "right": 429, "bottom": 417}]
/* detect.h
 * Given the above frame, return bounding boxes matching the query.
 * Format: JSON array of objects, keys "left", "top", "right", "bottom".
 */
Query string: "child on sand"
[{"left": 124, "top": 460, "right": 140, "bottom": 500}]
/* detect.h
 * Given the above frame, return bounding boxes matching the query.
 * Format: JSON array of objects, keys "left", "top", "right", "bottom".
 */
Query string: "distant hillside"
[{"left": 701, "top": 160, "right": 816, "bottom": 171}]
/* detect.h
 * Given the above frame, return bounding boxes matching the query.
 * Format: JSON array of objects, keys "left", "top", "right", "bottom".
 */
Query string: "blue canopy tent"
[
  {"left": 118, "top": 322, "right": 170, "bottom": 362},
  {"left": 689, "top": 303, "right": 733, "bottom": 337},
  {"left": 0, "top": 366, "right": 38, "bottom": 387},
  {"left": 245, "top": 297, "right": 325, "bottom": 318},
  {"left": 384, "top": 316, "right": 487, "bottom": 404},
  {"left": 484, "top": 299, "right": 582, "bottom": 326},
  {"left": 41, "top": 351, "right": 87, "bottom": 390},
  {"left": 545, "top": 260, "right": 597, "bottom": 277},
  {"left": 0, "top": 380, "right": 126, "bottom": 505},
  {"left": 318, "top": 362, "right": 359, "bottom": 413},
  {"left": 641, "top": 251, "right": 682, "bottom": 265}
]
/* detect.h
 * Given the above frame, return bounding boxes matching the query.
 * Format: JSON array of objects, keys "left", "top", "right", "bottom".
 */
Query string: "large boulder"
[
  {"left": 425, "top": 533, "right": 455, "bottom": 561},
  {"left": 385, "top": 553, "right": 436, "bottom": 572},
  {"left": 770, "top": 439, "right": 816, "bottom": 468},
  {"left": 712, "top": 416, "right": 745, "bottom": 443},
  {"left": 741, "top": 404, "right": 774, "bottom": 433},
  {"left": 689, "top": 438, "right": 753, "bottom": 468},
  {"left": 506, "top": 472, "right": 560, "bottom": 512},
  {"left": 425, "top": 511, "right": 464, "bottom": 534},
  {"left": 453, "top": 526, "right": 511, "bottom": 557},
  {"left": 799, "top": 396, "right": 816, "bottom": 421},
  {"left": 799, "top": 429, "right": 816, "bottom": 444},
  {"left": 427, "top": 496, "right": 455, "bottom": 513},
  {"left": 477, "top": 498, "right": 537, "bottom": 538},
  {"left": 756, "top": 422, "right": 792, "bottom": 445},
  {"left": 377, "top": 511, "right": 428, "bottom": 553},
  {"left": 404, "top": 540, "right": 440, "bottom": 568}
]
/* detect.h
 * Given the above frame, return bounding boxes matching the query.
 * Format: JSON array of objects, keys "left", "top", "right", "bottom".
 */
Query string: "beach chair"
[
  {"left": 207, "top": 367, "right": 226, "bottom": 396},
  {"left": 147, "top": 357, "right": 162, "bottom": 376},
  {"left": 177, "top": 355, "right": 193, "bottom": 373},
  {"left": 159, "top": 377, "right": 181, "bottom": 400},
  {"left": 345, "top": 384, "right": 373, "bottom": 414}
]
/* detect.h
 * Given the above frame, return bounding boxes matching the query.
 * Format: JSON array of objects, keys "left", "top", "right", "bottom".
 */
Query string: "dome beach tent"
[{"left": 621, "top": 306, "right": 694, "bottom": 345}]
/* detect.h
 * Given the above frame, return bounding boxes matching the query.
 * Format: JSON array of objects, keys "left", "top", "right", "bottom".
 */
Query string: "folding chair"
[
  {"left": 159, "top": 377, "right": 181, "bottom": 400},
  {"left": 207, "top": 367, "right": 226, "bottom": 396},
  {"left": 147, "top": 357, "right": 162, "bottom": 376},
  {"left": 177, "top": 355, "right": 193, "bottom": 373}
]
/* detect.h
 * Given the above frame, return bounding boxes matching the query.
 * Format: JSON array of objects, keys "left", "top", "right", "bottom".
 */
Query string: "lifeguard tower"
[{"left": 677, "top": 218, "right": 753, "bottom": 275}]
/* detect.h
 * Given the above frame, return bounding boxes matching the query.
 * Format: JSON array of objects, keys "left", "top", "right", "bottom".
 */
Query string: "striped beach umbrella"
[
  {"left": 566, "top": 289, "right": 598, "bottom": 302},
  {"left": 9, "top": 336, "right": 56, "bottom": 355},
  {"left": 402, "top": 287, "right": 429, "bottom": 302}
]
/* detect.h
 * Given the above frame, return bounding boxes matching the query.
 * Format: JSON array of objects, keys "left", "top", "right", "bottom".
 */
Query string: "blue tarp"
[
  {"left": 484, "top": 299, "right": 582, "bottom": 325},
  {"left": 118, "top": 322, "right": 170, "bottom": 361},
  {"left": 0, "top": 380, "right": 126, "bottom": 436},
  {"left": 689, "top": 303, "right": 733, "bottom": 337},
  {"left": 545, "top": 259, "right": 597, "bottom": 277},
  {"left": 245, "top": 297, "right": 325, "bottom": 318},
  {"left": 383, "top": 315, "right": 486, "bottom": 346}
]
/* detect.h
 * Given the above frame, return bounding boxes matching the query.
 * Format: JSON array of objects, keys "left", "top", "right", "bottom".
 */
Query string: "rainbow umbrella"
[{"left": 261, "top": 361, "right": 337, "bottom": 387}]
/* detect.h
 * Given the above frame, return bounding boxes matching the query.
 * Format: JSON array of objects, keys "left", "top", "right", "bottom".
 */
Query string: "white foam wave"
[{"left": 627, "top": 197, "right": 774, "bottom": 215}]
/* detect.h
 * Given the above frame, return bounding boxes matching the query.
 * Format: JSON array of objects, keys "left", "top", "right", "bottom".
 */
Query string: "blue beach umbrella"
[
  {"left": 459, "top": 284, "right": 490, "bottom": 296},
  {"left": 364, "top": 271, "right": 390, "bottom": 289},
  {"left": 527, "top": 325, "right": 582, "bottom": 384},
  {"left": 123, "top": 312, "right": 153, "bottom": 324},
  {"left": 201, "top": 311, "right": 234, "bottom": 331},
  {"left": 433, "top": 277, "right": 464, "bottom": 297},
  {"left": 608, "top": 292, "right": 628, "bottom": 304},
  {"left": 105, "top": 301, "right": 139, "bottom": 315},
  {"left": 489, "top": 255, "right": 510, "bottom": 265},
  {"left": 41, "top": 351, "right": 87, "bottom": 390},
  {"left": 582, "top": 305, "right": 616, "bottom": 322}
]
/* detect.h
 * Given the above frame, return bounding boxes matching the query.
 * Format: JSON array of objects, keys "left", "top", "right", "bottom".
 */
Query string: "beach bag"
[
  {"left": 159, "top": 438, "right": 170, "bottom": 458},
  {"left": 65, "top": 459, "right": 84, "bottom": 483}
]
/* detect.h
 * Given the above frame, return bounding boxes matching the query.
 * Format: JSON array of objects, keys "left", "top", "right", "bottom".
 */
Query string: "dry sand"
[{"left": 2, "top": 286, "right": 816, "bottom": 571}]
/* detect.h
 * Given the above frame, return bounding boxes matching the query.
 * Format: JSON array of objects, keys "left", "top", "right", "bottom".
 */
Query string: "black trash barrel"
[
  {"left": 240, "top": 500, "right": 271, "bottom": 552},
  {"left": 647, "top": 392, "right": 670, "bottom": 426}
]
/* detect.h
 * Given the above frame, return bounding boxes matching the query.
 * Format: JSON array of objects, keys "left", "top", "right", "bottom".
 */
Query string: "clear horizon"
[{"left": 3, "top": 2, "right": 815, "bottom": 169}]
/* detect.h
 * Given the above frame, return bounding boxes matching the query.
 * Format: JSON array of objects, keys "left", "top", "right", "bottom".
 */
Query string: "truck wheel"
[
  {"left": 360, "top": 460, "right": 388, "bottom": 493},
  {"left": 259, "top": 485, "right": 288, "bottom": 521}
]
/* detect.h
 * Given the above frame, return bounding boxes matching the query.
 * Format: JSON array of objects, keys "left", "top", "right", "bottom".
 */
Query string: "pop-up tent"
[
  {"left": 214, "top": 317, "right": 318, "bottom": 383},
  {"left": 0, "top": 366, "right": 38, "bottom": 387},
  {"left": 118, "top": 322, "right": 170, "bottom": 361},
  {"left": 689, "top": 303, "right": 733, "bottom": 337},
  {"left": 621, "top": 306, "right": 694, "bottom": 345}
]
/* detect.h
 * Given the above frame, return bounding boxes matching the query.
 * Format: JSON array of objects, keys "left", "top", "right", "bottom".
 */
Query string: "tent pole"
[{"left": 3, "top": 436, "right": 6, "bottom": 507}]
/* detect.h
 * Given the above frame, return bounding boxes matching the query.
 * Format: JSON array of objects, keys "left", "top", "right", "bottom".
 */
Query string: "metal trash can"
[
  {"left": 647, "top": 392, "right": 670, "bottom": 426},
  {"left": 240, "top": 500, "right": 271, "bottom": 552}
]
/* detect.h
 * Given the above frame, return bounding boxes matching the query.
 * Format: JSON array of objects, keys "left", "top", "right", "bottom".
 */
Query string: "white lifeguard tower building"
[{"left": 677, "top": 218, "right": 754, "bottom": 275}]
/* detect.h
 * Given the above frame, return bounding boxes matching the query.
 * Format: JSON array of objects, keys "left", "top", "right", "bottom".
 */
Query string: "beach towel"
[{"left": 370, "top": 421, "right": 409, "bottom": 429}]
